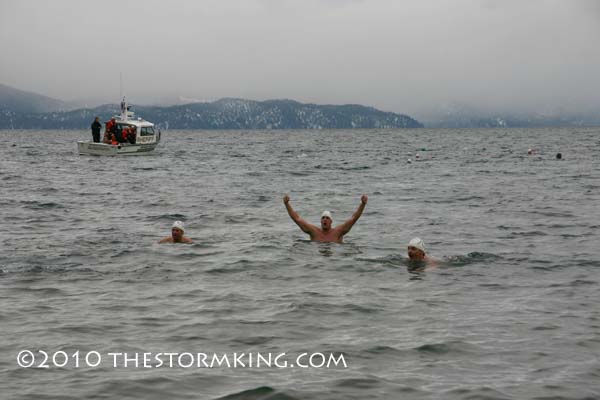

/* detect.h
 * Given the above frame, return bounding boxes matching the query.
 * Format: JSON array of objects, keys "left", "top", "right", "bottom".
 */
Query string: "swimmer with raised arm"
[{"left": 283, "top": 194, "right": 368, "bottom": 243}]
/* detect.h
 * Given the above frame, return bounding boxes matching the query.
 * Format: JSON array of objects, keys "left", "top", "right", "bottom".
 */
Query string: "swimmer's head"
[
  {"left": 171, "top": 221, "right": 185, "bottom": 241},
  {"left": 527, "top": 148, "right": 534, "bottom": 155},
  {"left": 556, "top": 152, "right": 562, "bottom": 160},
  {"left": 407, "top": 237, "right": 426, "bottom": 260},
  {"left": 172, "top": 221, "right": 185, "bottom": 232},
  {"left": 321, "top": 210, "right": 332, "bottom": 230}
]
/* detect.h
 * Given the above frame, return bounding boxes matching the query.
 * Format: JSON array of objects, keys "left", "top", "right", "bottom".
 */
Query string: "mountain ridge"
[
  {"left": 0, "top": 83, "right": 67, "bottom": 114},
  {"left": 0, "top": 97, "right": 422, "bottom": 130}
]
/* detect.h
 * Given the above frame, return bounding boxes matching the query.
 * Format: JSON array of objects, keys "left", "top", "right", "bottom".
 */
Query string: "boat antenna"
[{"left": 119, "top": 72, "right": 128, "bottom": 121}]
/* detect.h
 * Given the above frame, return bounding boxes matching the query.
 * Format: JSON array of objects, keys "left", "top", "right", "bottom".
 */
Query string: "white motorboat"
[{"left": 78, "top": 99, "right": 161, "bottom": 156}]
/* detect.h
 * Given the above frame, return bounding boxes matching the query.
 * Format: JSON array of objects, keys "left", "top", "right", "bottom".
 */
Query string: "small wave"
[
  {"left": 529, "top": 210, "right": 574, "bottom": 218},
  {"left": 364, "top": 345, "right": 402, "bottom": 355},
  {"left": 505, "top": 230, "right": 548, "bottom": 237},
  {"left": 20, "top": 200, "right": 65, "bottom": 210},
  {"left": 147, "top": 213, "right": 187, "bottom": 221},
  {"left": 205, "top": 266, "right": 249, "bottom": 274},
  {"left": 342, "top": 303, "right": 382, "bottom": 314},
  {"left": 232, "top": 335, "right": 276, "bottom": 345},
  {"left": 333, "top": 378, "right": 381, "bottom": 389},
  {"left": 444, "top": 252, "right": 502, "bottom": 266},
  {"left": 414, "top": 340, "right": 478, "bottom": 355},
  {"left": 288, "top": 170, "right": 311, "bottom": 176},
  {"left": 37, "top": 187, "right": 59, "bottom": 193},
  {"left": 453, "top": 195, "right": 487, "bottom": 202},
  {"left": 531, "top": 325, "right": 561, "bottom": 331},
  {"left": 569, "top": 279, "right": 597, "bottom": 287},
  {"left": 575, "top": 260, "right": 600, "bottom": 268},
  {"left": 13, "top": 286, "right": 66, "bottom": 295},
  {"left": 5, "top": 263, "right": 91, "bottom": 275},
  {"left": 444, "top": 386, "right": 511, "bottom": 399},
  {"left": 215, "top": 386, "right": 299, "bottom": 400},
  {"left": 225, "top": 214, "right": 261, "bottom": 224},
  {"left": 340, "top": 165, "right": 371, "bottom": 171},
  {"left": 132, "top": 166, "right": 156, "bottom": 171},
  {"left": 416, "top": 343, "right": 453, "bottom": 354}
]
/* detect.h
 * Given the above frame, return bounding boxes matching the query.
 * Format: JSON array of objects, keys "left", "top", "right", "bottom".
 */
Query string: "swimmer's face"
[
  {"left": 321, "top": 216, "right": 332, "bottom": 230},
  {"left": 171, "top": 227, "right": 184, "bottom": 241},
  {"left": 408, "top": 246, "right": 425, "bottom": 261}
]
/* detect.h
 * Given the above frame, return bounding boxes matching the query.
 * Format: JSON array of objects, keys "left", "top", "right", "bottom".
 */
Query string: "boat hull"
[{"left": 77, "top": 141, "right": 158, "bottom": 156}]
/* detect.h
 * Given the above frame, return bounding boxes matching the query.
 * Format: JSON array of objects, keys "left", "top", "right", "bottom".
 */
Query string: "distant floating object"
[
  {"left": 556, "top": 152, "right": 562, "bottom": 160},
  {"left": 407, "top": 158, "right": 412, "bottom": 163},
  {"left": 527, "top": 148, "right": 534, "bottom": 155}
]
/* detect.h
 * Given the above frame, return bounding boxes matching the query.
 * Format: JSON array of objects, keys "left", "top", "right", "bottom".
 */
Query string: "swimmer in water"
[
  {"left": 159, "top": 221, "right": 193, "bottom": 244},
  {"left": 283, "top": 194, "right": 368, "bottom": 244},
  {"left": 407, "top": 237, "right": 437, "bottom": 269}
]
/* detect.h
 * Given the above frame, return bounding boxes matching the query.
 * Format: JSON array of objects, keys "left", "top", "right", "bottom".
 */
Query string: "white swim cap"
[
  {"left": 408, "top": 237, "right": 426, "bottom": 253},
  {"left": 321, "top": 211, "right": 332, "bottom": 219},
  {"left": 172, "top": 221, "right": 185, "bottom": 232}
]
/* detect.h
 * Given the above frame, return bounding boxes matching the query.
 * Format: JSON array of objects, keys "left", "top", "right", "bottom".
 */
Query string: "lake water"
[{"left": 1, "top": 127, "right": 599, "bottom": 399}]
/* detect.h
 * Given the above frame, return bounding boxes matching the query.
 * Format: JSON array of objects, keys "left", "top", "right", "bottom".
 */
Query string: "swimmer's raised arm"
[
  {"left": 283, "top": 194, "right": 318, "bottom": 235},
  {"left": 337, "top": 194, "right": 368, "bottom": 236}
]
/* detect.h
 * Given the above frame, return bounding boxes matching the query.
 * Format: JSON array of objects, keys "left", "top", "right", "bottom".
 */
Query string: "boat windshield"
[{"left": 140, "top": 126, "right": 155, "bottom": 136}]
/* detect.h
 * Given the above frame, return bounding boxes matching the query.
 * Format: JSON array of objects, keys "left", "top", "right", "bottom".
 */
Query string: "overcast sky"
[{"left": 1, "top": 0, "right": 599, "bottom": 114}]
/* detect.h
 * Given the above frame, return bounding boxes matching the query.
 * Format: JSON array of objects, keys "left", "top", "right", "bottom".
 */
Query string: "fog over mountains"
[
  {"left": 0, "top": 84, "right": 421, "bottom": 130},
  {"left": 0, "top": 84, "right": 598, "bottom": 130},
  {"left": 0, "top": 84, "right": 68, "bottom": 114}
]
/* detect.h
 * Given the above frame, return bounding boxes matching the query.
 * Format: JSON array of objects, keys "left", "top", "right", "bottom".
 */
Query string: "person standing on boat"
[
  {"left": 90, "top": 117, "right": 102, "bottom": 143},
  {"left": 121, "top": 126, "right": 130, "bottom": 143},
  {"left": 105, "top": 117, "right": 116, "bottom": 134},
  {"left": 159, "top": 221, "right": 193, "bottom": 244},
  {"left": 127, "top": 126, "right": 137, "bottom": 144},
  {"left": 102, "top": 130, "right": 112, "bottom": 144},
  {"left": 283, "top": 194, "right": 368, "bottom": 244}
]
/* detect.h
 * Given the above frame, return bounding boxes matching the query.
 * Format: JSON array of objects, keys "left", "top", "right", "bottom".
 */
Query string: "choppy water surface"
[{"left": 1, "top": 128, "right": 599, "bottom": 399}]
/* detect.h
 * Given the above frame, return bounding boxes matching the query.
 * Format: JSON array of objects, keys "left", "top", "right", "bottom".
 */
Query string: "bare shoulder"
[
  {"left": 424, "top": 257, "right": 439, "bottom": 270},
  {"left": 332, "top": 225, "right": 349, "bottom": 237},
  {"left": 158, "top": 237, "right": 173, "bottom": 244},
  {"left": 305, "top": 222, "right": 320, "bottom": 233},
  {"left": 182, "top": 237, "right": 193, "bottom": 244}
]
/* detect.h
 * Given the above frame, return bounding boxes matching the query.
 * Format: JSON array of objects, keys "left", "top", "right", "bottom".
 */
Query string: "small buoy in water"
[
  {"left": 407, "top": 158, "right": 412, "bottom": 163},
  {"left": 556, "top": 152, "right": 562, "bottom": 160},
  {"left": 527, "top": 148, "right": 534, "bottom": 155}
]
